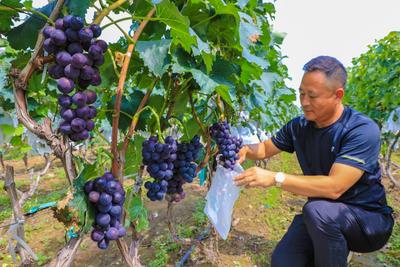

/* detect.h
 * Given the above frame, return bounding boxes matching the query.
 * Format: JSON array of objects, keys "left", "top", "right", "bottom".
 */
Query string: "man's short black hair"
[{"left": 303, "top": 56, "right": 347, "bottom": 89}]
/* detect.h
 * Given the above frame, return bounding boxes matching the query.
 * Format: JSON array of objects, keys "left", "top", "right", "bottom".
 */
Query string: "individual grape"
[
  {"left": 78, "top": 130, "right": 90, "bottom": 140},
  {"left": 90, "top": 24, "right": 102, "bottom": 38},
  {"left": 94, "top": 177, "right": 107, "bottom": 192},
  {"left": 76, "top": 106, "right": 89, "bottom": 119},
  {"left": 64, "top": 64, "right": 80, "bottom": 79},
  {"left": 72, "top": 91, "right": 87, "bottom": 107},
  {"left": 50, "top": 29, "right": 67, "bottom": 46},
  {"left": 42, "top": 26, "right": 55, "bottom": 38},
  {"left": 96, "top": 213, "right": 111, "bottom": 227},
  {"left": 43, "top": 38, "right": 56, "bottom": 54},
  {"left": 80, "top": 65, "right": 94, "bottom": 80},
  {"left": 71, "top": 53, "right": 88, "bottom": 69},
  {"left": 48, "top": 64, "right": 65, "bottom": 79},
  {"left": 91, "top": 229, "right": 104, "bottom": 242},
  {"left": 88, "top": 191, "right": 100, "bottom": 203},
  {"left": 55, "top": 18, "right": 64, "bottom": 30},
  {"left": 70, "top": 16, "right": 84, "bottom": 30},
  {"left": 117, "top": 226, "right": 126, "bottom": 238},
  {"left": 88, "top": 44, "right": 103, "bottom": 60},
  {"left": 78, "top": 28, "right": 93, "bottom": 43},
  {"left": 97, "top": 203, "right": 112, "bottom": 213},
  {"left": 71, "top": 118, "right": 86, "bottom": 132},
  {"left": 98, "top": 192, "right": 112, "bottom": 206},
  {"left": 86, "top": 120, "right": 95, "bottom": 131},
  {"left": 60, "top": 108, "right": 75, "bottom": 121},
  {"left": 97, "top": 238, "right": 109, "bottom": 250},
  {"left": 103, "top": 172, "right": 114, "bottom": 181},
  {"left": 63, "top": 15, "right": 73, "bottom": 28},
  {"left": 59, "top": 121, "right": 72, "bottom": 134},
  {"left": 85, "top": 90, "right": 97, "bottom": 104},
  {"left": 105, "top": 181, "right": 118, "bottom": 194},
  {"left": 57, "top": 77, "right": 75, "bottom": 94},
  {"left": 93, "top": 54, "right": 105, "bottom": 67},
  {"left": 87, "top": 106, "right": 97, "bottom": 119},
  {"left": 109, "top": 205, "right": 121, "bottom": 217},
  {"left": 112, "top": 192, "right": 124, "bottom": 204},
  {"left": 56, "top": 51, "right": 72, "bottom": 66},
  {"left": 95, "top": 39, "right": 108, "bottom": 53},
  {"left": 84, "top": 180, "right": 94, "bottom": 194},
  {"left": 67, "top": 42, "right": 83, "bottom": 54},
  {"left": 91, "top": 72, "right": 102, "bottom": 86},
  {"left": 65, "top": 28, "right": 79, "bottom": 42},
  {"left": 106, "top": 227, "right": 119, "bottom": 240}
]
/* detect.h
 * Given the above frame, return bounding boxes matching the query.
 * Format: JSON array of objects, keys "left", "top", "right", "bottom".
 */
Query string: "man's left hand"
[{"left": 234, "top": 167, "right": 276, "bottom": 188}]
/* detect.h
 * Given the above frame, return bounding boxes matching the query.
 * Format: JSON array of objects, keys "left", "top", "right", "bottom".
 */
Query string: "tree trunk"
[{"left": 4, "top": 166, "right": 33, "bottom": 266}]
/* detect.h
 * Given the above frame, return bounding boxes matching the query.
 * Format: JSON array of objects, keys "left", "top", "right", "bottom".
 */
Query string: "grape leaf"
[
  {"left": 0, "top": 0, "right": 23, "bottom": 33},
  {"left": 66, "top": 0, "right": 90, "bottom": 18},
  {"left": 135, "top": 39, "right": 172, "bottom": 77},
  {"left": 125, "top": 194, "right": 149, "bottom": 232},
  {"left": 7, "top": 1, "right": 56, "bottom": 50},
  {"left": 124, "top": 136, "right": 145, "bottom": 178},
  {"left": 156, "top": 0, "right": 195, "bottom": 52},
  {"left": 69, "top": 162, "right": 99, "bottom": 234}
]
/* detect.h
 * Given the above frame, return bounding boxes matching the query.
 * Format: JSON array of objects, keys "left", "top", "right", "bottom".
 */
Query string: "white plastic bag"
[{"left": 204, "top": 163, "right": 243, "bottom": 240}]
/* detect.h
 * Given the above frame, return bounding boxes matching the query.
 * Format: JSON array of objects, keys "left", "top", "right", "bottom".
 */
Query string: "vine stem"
[
  {"left": 110, "top": 6, "right": 156, "bottom": 179},
  {"left": 188, "top": 91, "right": 206, "bottom": 135},
  {"left": 93, "top": 4, "right": 134, "bottom": 43},
  {"left": 216, "top": 95, "right": 225, "bottom": 120},
  {"left": 120, "top": 80, "right": 157, "bottom": 160},
  {"left": 93, "top": 0, "right": 128, "bottom": 25}
]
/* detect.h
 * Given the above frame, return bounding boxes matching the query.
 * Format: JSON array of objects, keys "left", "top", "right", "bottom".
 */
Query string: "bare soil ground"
[{"left": 0, "top": 153, "right": 398, "bottom": 266}]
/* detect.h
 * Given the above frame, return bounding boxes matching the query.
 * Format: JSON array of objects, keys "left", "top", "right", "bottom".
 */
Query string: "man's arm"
[
  {"left": 238, "top": 139, "right": 282, "bottom": 163},
  {"left": 281, "top": 163, "right": 364, "bottom": 199},
  {"left": 234, "top": 163, "right": 364, "bottom": 200}
]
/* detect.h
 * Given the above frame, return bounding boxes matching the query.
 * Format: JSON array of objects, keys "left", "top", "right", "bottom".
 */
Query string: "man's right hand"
[{"left": 237, "top": 145, "right": 249, "bottom": 164}]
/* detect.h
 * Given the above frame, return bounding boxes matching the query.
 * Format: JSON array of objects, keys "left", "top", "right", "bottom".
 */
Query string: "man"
[{"left": 234, "top": 56, "right": 394, "bottom": 267}]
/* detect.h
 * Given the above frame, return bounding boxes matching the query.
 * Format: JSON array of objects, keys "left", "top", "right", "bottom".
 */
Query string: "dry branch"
[{"left": 18, "top": 153, "right": 51, "bottom": 207}]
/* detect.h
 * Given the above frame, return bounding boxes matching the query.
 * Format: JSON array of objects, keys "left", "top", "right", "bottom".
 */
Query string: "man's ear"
[{"left": 336, "top": 88, "right": 344, "bottom": 99}]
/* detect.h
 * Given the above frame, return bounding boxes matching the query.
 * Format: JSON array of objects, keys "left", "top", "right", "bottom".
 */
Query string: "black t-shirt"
[{"left": 271, "top": 106, "right": 392, "bottom": 214}]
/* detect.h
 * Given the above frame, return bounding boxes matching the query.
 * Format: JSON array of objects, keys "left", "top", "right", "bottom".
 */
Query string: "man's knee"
[{"left": 302, "top": 200, "right": 330, "bottom": 224}]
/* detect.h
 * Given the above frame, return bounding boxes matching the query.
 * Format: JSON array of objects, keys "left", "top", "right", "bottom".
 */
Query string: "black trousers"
[{"left": 271, "top": 199, "right": 394, "bottom": 267}]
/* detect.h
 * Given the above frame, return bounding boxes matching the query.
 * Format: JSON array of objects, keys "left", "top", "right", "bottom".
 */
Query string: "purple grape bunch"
[
  {"left": 42, "top": 15, "right": 108, "bottom": 141},
  {"left": 142, "top": 136, "right": 177, "bottom": 201},
  {"left": 210, "top": 121, "right": 243, "bottom": 170},
  {"left": 167, "top": 135, "right": 202, "bottom": 202},
  {"left": 84, "top": 172, "right": 126, "bottom": 250}
]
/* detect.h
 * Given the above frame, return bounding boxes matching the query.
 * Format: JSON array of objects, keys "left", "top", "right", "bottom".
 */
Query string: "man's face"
[{"left": 299, "top": 71, "right": 342, "bottom": 125}]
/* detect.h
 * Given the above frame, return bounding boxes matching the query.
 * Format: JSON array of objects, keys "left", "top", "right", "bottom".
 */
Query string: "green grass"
[
  {"left": 193, "top": 198, "right": 208, "bottom": 228},
  {"left": 0, "top": 188, "right": 67, "bottom": 222},
  {"left": 147, "top": 235, "right": 181, "bottom": 267}
]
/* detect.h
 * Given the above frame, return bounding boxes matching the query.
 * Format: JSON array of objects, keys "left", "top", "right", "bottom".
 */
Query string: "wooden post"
[{"left": 4, "top": 165, "right": 32, "bottom": 266}]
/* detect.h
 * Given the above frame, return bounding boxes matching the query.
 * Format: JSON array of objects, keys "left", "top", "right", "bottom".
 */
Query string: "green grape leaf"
[
  {"left": 67, "top": 0, "right": 90, "bottom": 18},
  {"left": 135, "top": 39, "right": 172, "bottom": 77},
  {"left": 7, "top": 1, "right": 56, "bottom": 49}
]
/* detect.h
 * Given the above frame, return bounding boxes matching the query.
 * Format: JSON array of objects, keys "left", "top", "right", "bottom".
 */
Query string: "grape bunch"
[
  {"left": 42, "top": 15, "right": 108, "bottom": 141},
  {"left": 142, "top": 136, "right": 177, "bottom": 201},
  {"left": 210, "top": 121, "right": 243, "bottom": 170},
  {"left": 84, "top": 172, "right": 126, "bottom": 249},
  {"left": 167, "top": 135, "right": 202, "bottom": 202}
]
